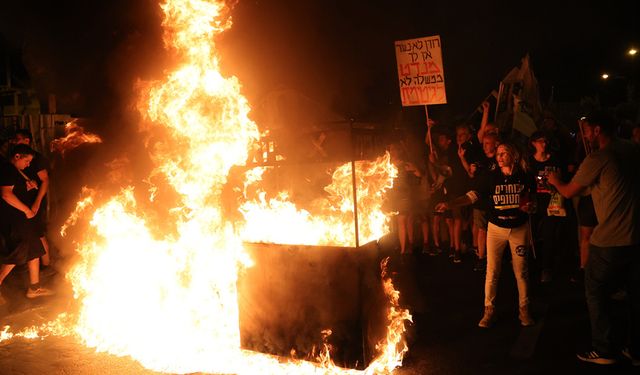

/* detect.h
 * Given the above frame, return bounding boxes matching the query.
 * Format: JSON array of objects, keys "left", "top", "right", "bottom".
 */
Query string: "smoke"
[{"left": 1, "top": 0, "right": 166, "bottom": 119}]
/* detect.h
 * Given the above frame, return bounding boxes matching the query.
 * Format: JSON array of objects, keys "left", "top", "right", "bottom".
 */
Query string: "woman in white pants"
[{"left": 436, "top": 142, "right": 535, "bottom": 327}]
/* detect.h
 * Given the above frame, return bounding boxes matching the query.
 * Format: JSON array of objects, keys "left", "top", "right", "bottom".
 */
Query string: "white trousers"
[{"left": 485, "top": 222, "right": 531, "bottom": 307}]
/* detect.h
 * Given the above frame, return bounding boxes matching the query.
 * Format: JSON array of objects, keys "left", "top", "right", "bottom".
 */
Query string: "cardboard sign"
[{"left": 394, "top": 35, "right": 447, "bottom": 106}]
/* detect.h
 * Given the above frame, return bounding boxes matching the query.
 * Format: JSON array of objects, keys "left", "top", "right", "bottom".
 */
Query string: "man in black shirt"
[
  {"left": 12, "top": 130, "right": 52, "bottom": 267},
  {"left": 0, "top": 144, "right": 55, "bottom": 303}
]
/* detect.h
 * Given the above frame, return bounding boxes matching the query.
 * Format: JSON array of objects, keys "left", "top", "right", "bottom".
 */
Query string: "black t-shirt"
[
  {"left": 461, "top": 139, "right": 484, "bottom": 167},
  {"left": 469, "top": 155, "right": 498, "bottom": 210},
  {"left": 529, "top": 154, "right": 566, "bottom": 213},
  {"left": 23, "top": 151, "right": 49, "bottom": 185},
  {"left": 470, "top": 168, "right": 535, "bottom": 228},
  {"left": 440, "top": 146, "right": 470, "bottom": 196},
  {"left": 23, "top": 151, "right": 49, "bottom": 204},
  {"left": 0, "top": 161, "right": 31, "bottom": 222}
]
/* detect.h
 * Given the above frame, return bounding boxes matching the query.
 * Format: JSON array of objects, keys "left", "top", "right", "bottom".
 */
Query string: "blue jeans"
[{"left": 585, "top": 244, "right": 640, "bottom": 357}]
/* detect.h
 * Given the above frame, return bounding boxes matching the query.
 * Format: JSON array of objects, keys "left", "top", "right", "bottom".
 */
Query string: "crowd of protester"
[{"left": 387, "top": 104, "right": 640, "bottom": 366}]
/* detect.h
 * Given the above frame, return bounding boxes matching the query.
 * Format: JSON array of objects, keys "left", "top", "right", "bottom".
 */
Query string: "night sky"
[{"left": 1, "top": 0, "right": 638, "bottom": 127}]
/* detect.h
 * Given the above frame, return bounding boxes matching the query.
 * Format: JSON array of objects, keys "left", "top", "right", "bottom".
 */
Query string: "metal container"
[{"left": 238, "top": 241, "right": 388, "bottom": 369}]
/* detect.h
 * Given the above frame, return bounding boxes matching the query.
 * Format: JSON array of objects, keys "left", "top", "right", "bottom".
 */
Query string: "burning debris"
[{"left": 49, "top": 119, "right": 103, "bottom": 156}]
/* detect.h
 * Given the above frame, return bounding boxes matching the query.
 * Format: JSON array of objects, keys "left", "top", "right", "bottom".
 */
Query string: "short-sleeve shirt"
[
  {"left": 0, "top": 162, "right": 31, "bottom": 222},
  {"left": 469, "top": 168, "right": 535, "bottom": 228},
  {"left": 469, "top": 155, "right": 498, "bottom": 210},
  {"left": 530, "top": 154, "right": 569, "bottom": 214},
  {"left": 571, "top": 138, "right": 640, "bottom": 247},
  {"left": 23, "top": 151, "right": 49, "bottom": 185},
  {"left": 22, "top": 151, "right": 49, "bottom": 204},
  {"left": 442, "top": 146, "right": 471, "bottom": 197}
]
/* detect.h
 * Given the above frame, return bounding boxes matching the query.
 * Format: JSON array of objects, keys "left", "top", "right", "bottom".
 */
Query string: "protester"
[
  {"left": 548, "top": 110, "right": 640, "bottom": 365},
  {"left": 0, "top": 144, "right": 55, "bottom": 304},
  {"left": 435, "top": 142, "right": 536, "bottom": 327},
  {"left": 477, "top": 101, "right": 499, "bottom": 143},
  {"left": 539, "top": 111, "right": 576, "bottom": 168},
  {"left": 388, "top": 141, "right": 421, "bottom": 256},
  {"left": 452, "top": 123, "right": 482, "bottom": 260},
  {"left": 527, "top": 131, "right": 573, "bottom": 283},
  {"left": 414, "top": 148, "right": 434, "bottom": 255},
  {"left": 429, "top": 130, "right": 455, "bottom": 259},
  {"left": 468, "top": 133, "right": 499, "bottom": 272},
  {"left": 11, "top": 129, "right": 53, "bottom": 268},
  {"left": 573, "top": 118, "right": 597, "bottom": 276}
]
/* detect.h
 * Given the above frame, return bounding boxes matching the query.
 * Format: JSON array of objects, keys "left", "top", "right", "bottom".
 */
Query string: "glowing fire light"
[
  {"left": 1, "top": 0, "right": 411, "bottom": 373},
  {"left": 49, "top": 119, "right": 103, "bottom": 156},
  {"left": 239, "top": 154, "right": 397, "bottom": 247}
]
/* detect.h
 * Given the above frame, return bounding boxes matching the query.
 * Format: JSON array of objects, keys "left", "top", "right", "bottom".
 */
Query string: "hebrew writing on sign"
[{"left": 394, "top": 35, "right": 447, "bottom": 106}]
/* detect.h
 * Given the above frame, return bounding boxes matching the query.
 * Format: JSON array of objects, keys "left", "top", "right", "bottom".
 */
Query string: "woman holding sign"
[{"left": 435, "top": 142, "right": 535, "bottom": 328}]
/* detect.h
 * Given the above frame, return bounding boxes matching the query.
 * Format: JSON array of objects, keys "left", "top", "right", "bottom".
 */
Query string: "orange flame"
[
  {"left": 1, "top": 0, "right": 412, "bottom": 373},
  {"left": 239, "top": 153, "right": 397, "bottom": 247},
  {"left": 49, "top": 120, "right": 103, "bottom": 156}
]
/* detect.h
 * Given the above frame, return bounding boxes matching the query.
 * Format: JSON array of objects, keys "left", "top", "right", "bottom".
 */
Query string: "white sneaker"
[
  {"left": 26, "top": 287, "right": 55, "bottom": 299},
  {"left": 622, "top": 348, "right": 640, "bottom": 366},
  {"left": 576, "top": 350, "right": 617, "bottom": 365}
]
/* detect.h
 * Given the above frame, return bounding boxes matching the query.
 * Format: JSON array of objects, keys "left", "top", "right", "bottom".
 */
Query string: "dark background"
[{"left": 0, "top": 0, "right": 638, "bottom": 127}]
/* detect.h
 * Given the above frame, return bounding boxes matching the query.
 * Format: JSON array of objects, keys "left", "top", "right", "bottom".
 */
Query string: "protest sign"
[{"left": 394, "top": 35, "right": 447, "bottom": 106}]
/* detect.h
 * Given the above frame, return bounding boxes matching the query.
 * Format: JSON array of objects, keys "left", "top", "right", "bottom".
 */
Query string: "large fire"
[
  {"left": 238, "top": 153, "right": 397, "bottom": 247},
  {"left": 1, "top": 0, "right": 412, "bottom": 373}
]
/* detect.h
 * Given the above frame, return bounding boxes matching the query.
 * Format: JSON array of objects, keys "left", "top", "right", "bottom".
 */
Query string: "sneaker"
[
  {"left": 610, "top": 289, "right": 628, "bottom": 301},
  {"left": 540, "top": 269, "right": 552, "bottom": 283},
  {"left": 519, "top": 305, "right": 535, "bottom": 327},
  {"left": 622, "top": 347, "right": 640, "bottom": 366},
  {"left": 453, "top": 251, "right": 462, "bottom": 264},
  {"left": 473, "top": 257, "right": 486, "bottom": 272},
  {"left": 26, "top": 287, "right": 55, "bottom": 299},
  {"left": 576, "top": 350, "right": 617, "bottom": 365},
  {"left": 478, "top": 306, "right": 495, "bottom": 328},
  {"left": 426, "top": 247, "right": 439, "bottom": 256},
  {"left": 569, "top": 269, "right": 584, "bottom": 284},
  {"left": 421, "top": 244, "right": 431, "bottom": 254}
]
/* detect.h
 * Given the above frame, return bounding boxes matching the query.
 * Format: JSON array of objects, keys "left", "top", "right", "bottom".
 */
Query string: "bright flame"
[
  {"left": 239, "top": 153, "right": 397, "bottom": 247},
  {"left": 1, "top": 0, "right": 412, "bottom": 373},
  {"left": 49, "top": 120, "right": 103, "bottom": 156}
]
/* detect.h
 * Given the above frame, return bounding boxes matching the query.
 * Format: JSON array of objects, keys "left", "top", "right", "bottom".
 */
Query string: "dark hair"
[
  {"left": 9, "top": 144, "right": 36, "bottom": 158},
  {"left": 527, "top": 130, "right": 547, "bottom": 154},
  {"left": 529, "top": 130, "right": 546, "bottom": 142},
  {"left": 14, "top": 129, "right": 33, "bottom": 141},
  {"left": 584, "top": 110, "right": 616, "bottom": 136},
  {"left": 455, "top": 123, "right": 472, "bottom": 132}
]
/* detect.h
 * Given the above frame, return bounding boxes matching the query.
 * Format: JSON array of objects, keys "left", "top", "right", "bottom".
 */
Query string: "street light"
[
  {"left": 629, "top": 48, "right": 637, "bottom": 101},
  {"left": 601, "top": 73, "right": 609, "bottom": 80}
]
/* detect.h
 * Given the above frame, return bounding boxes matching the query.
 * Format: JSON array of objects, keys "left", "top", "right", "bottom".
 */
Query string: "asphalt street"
[{"left": 0, "top": 241, "right": 637, "bottom": 375}]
